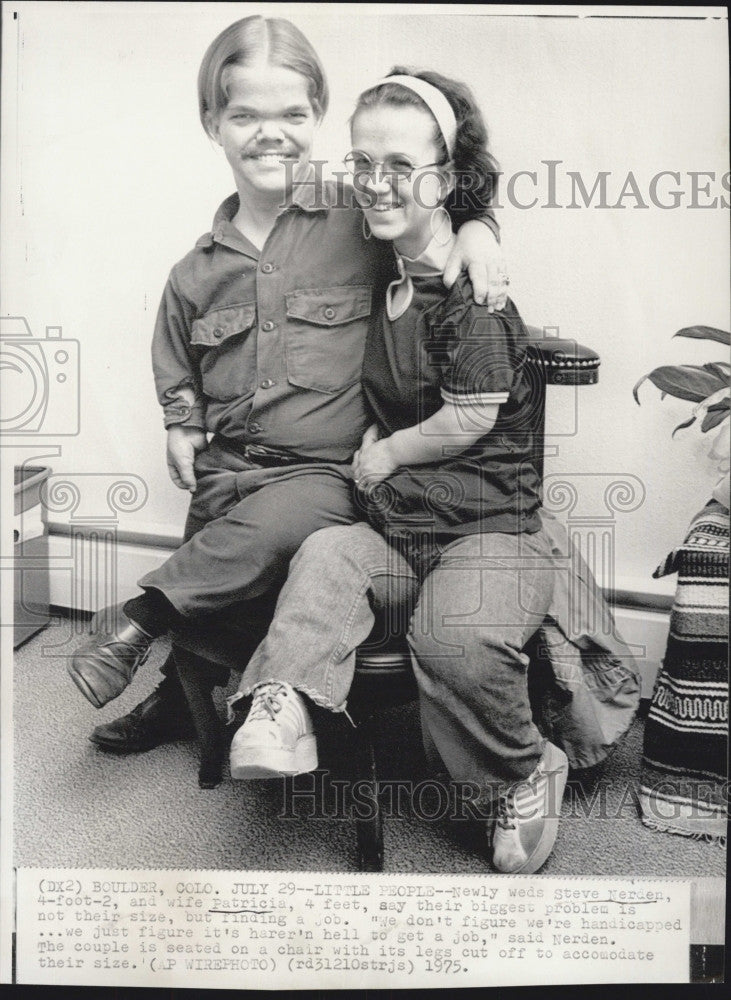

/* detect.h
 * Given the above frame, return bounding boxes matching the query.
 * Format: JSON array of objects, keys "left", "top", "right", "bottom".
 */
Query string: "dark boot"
[{"left": 89, "top": 677, "right": 194, "bottom": 753}]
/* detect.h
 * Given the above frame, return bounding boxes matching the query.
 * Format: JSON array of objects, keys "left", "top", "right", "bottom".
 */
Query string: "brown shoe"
[{"left": 69, "top": 603, "right": 155, "bottom": 708}]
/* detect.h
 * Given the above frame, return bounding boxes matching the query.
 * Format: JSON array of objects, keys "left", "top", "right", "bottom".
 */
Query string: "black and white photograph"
[{"left": 1, "top": 2, "right": 728, "bottom": 989}]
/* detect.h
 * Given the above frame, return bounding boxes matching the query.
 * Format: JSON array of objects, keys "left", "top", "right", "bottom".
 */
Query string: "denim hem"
[{"left": 227, "top": 679, "right": 347, "bottom": 722}]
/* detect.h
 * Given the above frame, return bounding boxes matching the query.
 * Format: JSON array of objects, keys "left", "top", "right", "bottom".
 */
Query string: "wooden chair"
[{"left": 172, "top": 327, "right": 600, "bottom": 871}]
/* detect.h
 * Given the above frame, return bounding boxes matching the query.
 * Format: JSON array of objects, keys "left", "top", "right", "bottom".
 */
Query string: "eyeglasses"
[{"left": 343, "top": 150, "right": 446, "bottom": 182}]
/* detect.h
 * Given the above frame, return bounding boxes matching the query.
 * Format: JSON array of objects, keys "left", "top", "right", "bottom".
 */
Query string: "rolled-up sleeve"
[
  {"left": 151, "top": 271, "right": 206, "bottom": 429},
  {"left": 437, "top": 294, "right": 525, "bottom": 407}
]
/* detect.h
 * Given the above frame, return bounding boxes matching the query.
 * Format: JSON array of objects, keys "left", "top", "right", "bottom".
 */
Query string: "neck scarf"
[{"left": 386, "top": 230, "right": 457, "bottom": 321}]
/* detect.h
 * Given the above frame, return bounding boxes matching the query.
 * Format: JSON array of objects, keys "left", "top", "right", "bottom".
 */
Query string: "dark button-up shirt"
[
  {"left": 151, "top": 177, "right": 498, "bottom": 462},
  {"left": 152, "top": 180, "right": 397, "bottom": 461}
]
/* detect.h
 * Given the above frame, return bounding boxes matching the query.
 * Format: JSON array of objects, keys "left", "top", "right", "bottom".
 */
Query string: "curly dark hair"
[{"left": 352, "top": 66, "right": 499, "bottom": 228}]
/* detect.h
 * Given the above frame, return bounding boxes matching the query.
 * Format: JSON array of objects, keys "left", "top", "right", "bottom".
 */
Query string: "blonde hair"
[{"left": 198, "top": 16, "right": 329, "bottom": 133}]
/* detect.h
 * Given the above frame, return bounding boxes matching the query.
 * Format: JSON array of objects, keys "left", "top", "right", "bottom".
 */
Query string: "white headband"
[{"left": 373, "top": 75, "right": 457, "bottom": 160}]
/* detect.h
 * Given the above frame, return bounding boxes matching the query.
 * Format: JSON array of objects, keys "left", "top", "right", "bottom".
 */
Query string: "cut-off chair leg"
[
  {"left": 174, "top": 647, "right": 226, "bottom": 789},
  {"left": 352, "top": 717, "right": 384, "bottom": 872}
]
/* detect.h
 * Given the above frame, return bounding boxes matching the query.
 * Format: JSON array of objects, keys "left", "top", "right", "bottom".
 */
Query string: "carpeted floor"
[{"left": 13, "top": 617, "right": 726, "bottom": 876}]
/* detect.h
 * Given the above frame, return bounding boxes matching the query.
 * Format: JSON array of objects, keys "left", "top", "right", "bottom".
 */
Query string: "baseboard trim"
[
  {"left": 48, "top": 519, "right": 183, "bottom": 551},
  {"left": 606, "top": 586, "right": 673, "bottom": 613},
  {"left": 46, "top": 521, "right": 676, "bottom": 608}
]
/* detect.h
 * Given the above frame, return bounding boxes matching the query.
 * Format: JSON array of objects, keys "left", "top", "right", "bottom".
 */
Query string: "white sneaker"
[
  {"left": 229, "top": 682, "right": 318, "bottom": 779},
  {"left": 491, "top": 741, "right": 569, "bottom": 874}
]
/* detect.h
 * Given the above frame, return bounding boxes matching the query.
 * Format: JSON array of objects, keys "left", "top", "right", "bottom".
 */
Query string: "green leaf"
[
  {"left": 702, "top": 362, "right": 731, "bottom": 384},
  {"left": 641, "top": 365, "right": 726, "bottom": 402},
  {"left": 674, "top": 326, "right": 730, "bottom": 346},
  {"left": 701, "top": 408, "right": 729, "bottom": 433},
  {"left": 707, "top": 398, "right": 731, "bottom": 413},
  {"left": 671, "top": 414, "right": 697, "bottom": 437}
]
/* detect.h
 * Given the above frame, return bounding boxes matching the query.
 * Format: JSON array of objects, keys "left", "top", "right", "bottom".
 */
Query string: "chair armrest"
[{"left": 525, "top": 325, "right": 600, "bottom": 386}]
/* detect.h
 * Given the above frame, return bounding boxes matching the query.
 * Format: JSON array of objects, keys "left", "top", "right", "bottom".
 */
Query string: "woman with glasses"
[{"left": 225, "top": 68, "right": 619, "bottom": 874}]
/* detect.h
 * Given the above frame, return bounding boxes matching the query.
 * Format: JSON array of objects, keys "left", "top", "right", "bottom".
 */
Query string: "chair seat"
[
  {"left": 525, "top": 330, "right": 599, "bottom": 386},
  {"left": 356, "top": 649, "right": 411, "bottom": 674},
  {"left": 351, "top": 635, "right": 416, "bottom": 720}
]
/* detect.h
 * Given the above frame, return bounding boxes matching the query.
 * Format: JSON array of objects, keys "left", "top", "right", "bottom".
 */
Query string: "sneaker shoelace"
[
  {"left": 496, "top": 792, "right": 517, "bottom": 831},
  {"left": 248, "top": 683, "right": 292, "bottom": 724},
  {"left": 496, "top": 762, "right": 545, "bottom": 831}
]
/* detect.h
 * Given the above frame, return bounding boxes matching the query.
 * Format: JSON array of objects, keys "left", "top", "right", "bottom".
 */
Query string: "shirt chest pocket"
[
  {"left": 284, "top": 285, "right": 372, "bottom": 393},
  {"left": 191, "top": 302, "right": 257, "bottom": 402}
]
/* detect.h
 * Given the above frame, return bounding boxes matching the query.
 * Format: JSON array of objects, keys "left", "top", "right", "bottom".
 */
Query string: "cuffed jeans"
[{"left": 233, "top": 522, "right": 557, "bottom": 794}]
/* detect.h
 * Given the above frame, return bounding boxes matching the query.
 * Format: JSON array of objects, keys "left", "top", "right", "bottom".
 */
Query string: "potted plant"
[{"left": 634, "top": 326, "right": 730, "bottom": 509}]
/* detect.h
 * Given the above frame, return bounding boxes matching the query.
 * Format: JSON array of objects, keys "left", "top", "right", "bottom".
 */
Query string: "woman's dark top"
[{"left": 360, "top": 266, "right": 542, "bottom": 563}]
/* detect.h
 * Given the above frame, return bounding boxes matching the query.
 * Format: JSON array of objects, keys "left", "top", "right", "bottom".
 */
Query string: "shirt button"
[
  {"left": 261, "top": 320, "right": 275, "bottom": 332},
  {"left": 323, "top": 306, "right": 336, "bottom": 320},
  {"left": 261, "top": 262, "right": 274, "bottom": 274},
  {"left": 260, "top": 379, "right": 275, "bottom": 389},
  {"left": 213, "top": 327, "right": 224, "bottom": 339},
  {"left": 249, "top": 422, "right": 262, "bottom": 434}
]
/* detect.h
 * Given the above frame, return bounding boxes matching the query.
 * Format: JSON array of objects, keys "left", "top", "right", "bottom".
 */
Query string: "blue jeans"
[{"left": 233, "top": 522, "right": 557, "bottom": 794}]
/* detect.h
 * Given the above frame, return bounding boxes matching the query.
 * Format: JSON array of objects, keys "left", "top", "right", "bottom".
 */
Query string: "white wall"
[{"left": 2, "top": 3, "right": 729, "bottom": 593}]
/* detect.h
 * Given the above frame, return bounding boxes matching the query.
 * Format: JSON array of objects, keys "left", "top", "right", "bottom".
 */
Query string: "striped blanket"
[{"left": 639, "top": 500, "right": 729, "bottom": 843}]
